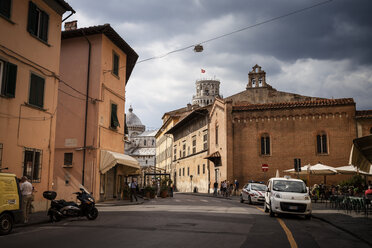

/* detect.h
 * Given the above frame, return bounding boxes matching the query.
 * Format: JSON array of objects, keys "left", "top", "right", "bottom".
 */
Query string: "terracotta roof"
[
  {"left": 355, "top": 110, "right": 372, "bottom": 118},
  {"left": 232, "top": 98, "right": 355, "bottom": 112},
  {"left": 62, "top": 24, "right": 138, "bottom": 83}
]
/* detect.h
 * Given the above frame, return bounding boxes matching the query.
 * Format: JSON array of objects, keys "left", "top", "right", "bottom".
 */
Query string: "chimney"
[{"left": 64, "top": 20, "right": 77, "bottom": 31}]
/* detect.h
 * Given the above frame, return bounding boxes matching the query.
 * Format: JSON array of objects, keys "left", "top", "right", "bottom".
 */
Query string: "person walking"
[
  {"left": 213, "top": 182, "right": 218, "bottom": 196},
  {"left": 130, "top": 179, "right": 138, "bottom": 202},
  {"left": 234, "top": 179, "right": 239, "bottom": 196},
  {"left": 19, "top": 176, "right": 33, "bottom": 223}
]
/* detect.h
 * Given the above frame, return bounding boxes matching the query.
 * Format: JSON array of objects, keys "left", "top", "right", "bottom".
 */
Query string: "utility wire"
[{"left": 136, "top": 0, "right": 334, "bottom": 64}]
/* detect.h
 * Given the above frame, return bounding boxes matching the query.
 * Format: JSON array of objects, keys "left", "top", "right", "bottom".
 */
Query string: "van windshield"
[{"left": 272, "top": 180, "right": 306, "bottom": 193}]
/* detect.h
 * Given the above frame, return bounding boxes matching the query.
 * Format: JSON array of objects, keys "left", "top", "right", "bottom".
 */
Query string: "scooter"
[{"left": 43, "top": 186, "right": 98, "bottom": 222}]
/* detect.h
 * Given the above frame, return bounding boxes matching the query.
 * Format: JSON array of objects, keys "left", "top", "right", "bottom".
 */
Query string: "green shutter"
[
  {"left": 27, "top": 1, "right": 37, "bottom": 35},
  {"left": 29, "top": 74, "right": 44, "bottom": 108},
  {"left": 4, "top": 62, "right": 17, "bottom": 97},
  {"left": 0, "top": 0, "right": 11, "bottom": 19},
  {"left": 111, "top": 104, "right": 119, "bottom": 128},
  {"left": 40, "top": 11, "right": 49, "bottom": 42}
]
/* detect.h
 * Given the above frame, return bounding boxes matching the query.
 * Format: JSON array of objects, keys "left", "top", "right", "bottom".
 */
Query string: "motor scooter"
[{"left": 43, "top": 186, "right": 98, "bottom": 222}]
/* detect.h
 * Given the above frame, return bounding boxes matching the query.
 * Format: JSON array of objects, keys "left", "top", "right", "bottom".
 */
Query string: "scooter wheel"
[
  {"left": 49, "top": 213, "right": 61, "bottom": 222},
  {"left": 86, "top": 207, "right": 98, "bottom": 220}
]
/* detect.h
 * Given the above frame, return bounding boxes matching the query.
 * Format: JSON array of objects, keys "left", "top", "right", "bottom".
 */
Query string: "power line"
[{"left": 135, "top": 0, "right": 334, "bottom": 64}]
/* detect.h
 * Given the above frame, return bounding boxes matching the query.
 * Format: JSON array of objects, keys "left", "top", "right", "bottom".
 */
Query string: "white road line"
[{"left": 200, "top": 199, "right": 208, "bottom": 202}]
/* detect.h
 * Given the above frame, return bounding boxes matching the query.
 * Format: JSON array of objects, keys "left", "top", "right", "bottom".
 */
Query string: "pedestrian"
[
  {"left": 213, "top": 182, "right": 218, "bottom": 196},
  {"left": 222, "top": 180, "right": 227, "bottom": 197},
  {"left": 19, "top": 176, "right": 33, "bottom": 223},
  {"left": 234, "top": 179, "right": 239, "bottom": 196},
  {"left": 130, "top": 179, "right": 138, "bottom": 202}
]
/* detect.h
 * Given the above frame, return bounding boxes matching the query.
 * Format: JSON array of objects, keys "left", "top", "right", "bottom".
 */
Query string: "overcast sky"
[{"left": 64, "top": 0, "right": 372, "bottom": 129}]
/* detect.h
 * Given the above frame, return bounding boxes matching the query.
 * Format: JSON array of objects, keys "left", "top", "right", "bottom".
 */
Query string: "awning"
[
  {"left": 350, "top": 135, "right": 372, "bottom": 172},
  {"left": 204, "top": 151, "right": 221, "bottom": 166},
  {"left": 100, "top": 150, "right": 140, "bottom": 174}
]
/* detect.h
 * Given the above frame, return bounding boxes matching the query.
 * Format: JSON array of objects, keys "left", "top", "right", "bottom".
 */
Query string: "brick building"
[{"left": 207, "top": 65, "right": 372, "bottom": 187}]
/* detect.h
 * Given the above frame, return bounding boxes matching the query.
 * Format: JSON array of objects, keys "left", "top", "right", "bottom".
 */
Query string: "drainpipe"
[{"left": 81, "top": 31, "right": 91, "bottom": 186}]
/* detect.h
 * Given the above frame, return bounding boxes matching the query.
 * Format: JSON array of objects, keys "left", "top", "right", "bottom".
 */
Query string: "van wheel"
[
  {"left": 269, "top": 202, "right": 275, "bottom": 217},
  {"left": 0, "top": 213, "right": 13, "bottom": 235}
]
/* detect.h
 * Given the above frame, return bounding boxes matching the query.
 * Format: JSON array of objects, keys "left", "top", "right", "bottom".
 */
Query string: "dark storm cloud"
[{"left": 66, "top": 0, "right": 372, "bottom": 127}]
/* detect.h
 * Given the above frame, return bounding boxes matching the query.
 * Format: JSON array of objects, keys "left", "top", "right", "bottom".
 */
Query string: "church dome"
[{"left": 126, "top": 106, "right": 143, "bottom": 126}]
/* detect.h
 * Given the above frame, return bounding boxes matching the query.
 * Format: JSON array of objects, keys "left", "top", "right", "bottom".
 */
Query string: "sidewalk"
[{"left": 15, "top": 198, "right": 145, "bottom": 228}]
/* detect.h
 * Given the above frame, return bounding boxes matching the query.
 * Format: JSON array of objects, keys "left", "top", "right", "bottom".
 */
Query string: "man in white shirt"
[
  {"left": 130, "top": 179, "right": 138, "bottom": 202},
  {"left": 20, "top": 176, "right": 33, "bottom": 223}
]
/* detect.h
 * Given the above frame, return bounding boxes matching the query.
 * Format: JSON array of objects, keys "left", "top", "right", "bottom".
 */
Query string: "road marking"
[
  {"left": 255, "top": 206, "right": 298, "bottom": 248},
  {"left": 175, "top": 199, "right": 181, "bottom": 202},
  {"left": 200, "top": 199, "right": 208, "bottom": 202}
]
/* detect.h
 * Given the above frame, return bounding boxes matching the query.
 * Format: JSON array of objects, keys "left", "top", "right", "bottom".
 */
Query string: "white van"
[{"left": 264, "top": 177, "right": 312, "bottom": 219}]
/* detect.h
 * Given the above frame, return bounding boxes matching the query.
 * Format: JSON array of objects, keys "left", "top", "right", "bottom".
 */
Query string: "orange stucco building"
[
  {"left": 0, "top": 0, "right": 74, "bottom": 211},
  {"left": 54, "top": 23, "right": 139, "bottom": 201}
]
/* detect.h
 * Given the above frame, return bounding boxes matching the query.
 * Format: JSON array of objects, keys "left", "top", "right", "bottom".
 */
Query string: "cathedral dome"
[
  {"left": 126, "top": 106, "right": 143, "bottom": 126},
  {"left": 126, "top": 106, "right": 145, "bottom": 136}
]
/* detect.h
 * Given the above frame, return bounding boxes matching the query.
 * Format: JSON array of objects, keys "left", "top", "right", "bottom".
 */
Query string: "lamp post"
[{"left": 190, "top": 175, "right": 193, "bottom": 193}]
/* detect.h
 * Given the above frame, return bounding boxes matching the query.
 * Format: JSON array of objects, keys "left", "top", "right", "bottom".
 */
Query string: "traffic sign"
[{"left": 262, "top": 164, "right": 269, "bottom": 172}]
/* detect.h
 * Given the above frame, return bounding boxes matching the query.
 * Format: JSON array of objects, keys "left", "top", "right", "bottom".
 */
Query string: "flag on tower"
[{"left": 201, "top": 69, "right": 205, "bottom": 73}]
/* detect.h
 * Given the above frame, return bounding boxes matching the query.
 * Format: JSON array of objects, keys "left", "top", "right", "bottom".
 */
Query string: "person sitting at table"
[{"left": 365, "top": 185, "right": 372, "bottom": 197}]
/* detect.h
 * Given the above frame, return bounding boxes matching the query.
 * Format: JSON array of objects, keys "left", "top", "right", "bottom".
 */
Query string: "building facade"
[
  {"left": 54, "top": 23, "right": 139, "bottom": 201},
  {"left": 166, "top": 108, "right": 211, "bottom": 193},
  {"left": 0, "top": 0, "right": 74, "bottom": 211},
  {"left": 207, "top": 65, "right": 372, "bottom": 187}
]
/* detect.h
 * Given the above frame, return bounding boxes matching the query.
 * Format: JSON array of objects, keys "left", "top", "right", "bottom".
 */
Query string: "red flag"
[{"left": 201, "top": 69, "right": 205, "bottom": 73}]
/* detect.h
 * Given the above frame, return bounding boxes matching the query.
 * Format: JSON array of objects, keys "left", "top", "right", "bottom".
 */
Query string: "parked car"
[
  {"left": 264, "top": 177, "right": 312, "bottom": 219},
  {"left": 0, "top": 173, "right": 23, "bottom": 235},
  {"left": 240, "top": 182, "right": 267, "bottom": 204}
]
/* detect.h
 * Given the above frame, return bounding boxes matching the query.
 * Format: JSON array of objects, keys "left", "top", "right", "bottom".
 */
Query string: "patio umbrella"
[
  {"left": 275, "top": 169, "right": 280, "bottom": 178},
  {"left": 334, "top": 164, "right": 371, "bottom": 176},
  {"left": 284, "top": 163, "right": 338, "bottom": 185}
]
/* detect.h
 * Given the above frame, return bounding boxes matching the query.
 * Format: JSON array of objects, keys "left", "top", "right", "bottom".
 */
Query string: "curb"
[
  {"left": 178, "top": 192, "right": 238, "bottom": 200},
  {"left": 312, "top": 215, "right": 372, "bottom": 247}
]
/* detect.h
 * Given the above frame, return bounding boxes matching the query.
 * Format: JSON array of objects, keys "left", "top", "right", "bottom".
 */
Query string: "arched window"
[
  {"left": 316, "top": 132, "right": 328, "bottom": 154},
  {"left": 260, "top": 134, "right": 270, "bottom": 155}
]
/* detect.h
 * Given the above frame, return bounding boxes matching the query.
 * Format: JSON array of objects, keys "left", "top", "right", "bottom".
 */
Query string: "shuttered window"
[
  {"left": 113, "top": 52, "right": 119, "bottom": 76},
  {"left": 0, "top": 60, "right": 17, "bottom": 97},
  {"left": 110, "top": 103, "right": 120, "bottom": 129},
  {"left": 0, "top": 0, "right": 11, "bottom": 19},
  {"left": 29, "top": 73, "right": 44, "bottom": 108},
  {"left": 64, "top": 153, "right": 73, "bottom": 166},
  {"left": 27, "top": 1, "right": 49, "bottom": 42}
]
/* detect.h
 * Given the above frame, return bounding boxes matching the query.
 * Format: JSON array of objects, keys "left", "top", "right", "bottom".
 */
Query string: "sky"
[{"left": 63, "top": 0, "right": 372, "bottom": 130}]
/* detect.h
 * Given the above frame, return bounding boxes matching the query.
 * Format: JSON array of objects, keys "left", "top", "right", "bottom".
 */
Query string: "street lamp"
[{"left": 190, "top": 175, "right": 193, "bottom": 193}]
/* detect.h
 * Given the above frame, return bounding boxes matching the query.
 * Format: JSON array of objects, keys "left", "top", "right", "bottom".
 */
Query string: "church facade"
[{"left": 207, "top": 65, "right": 372, "bottom": 187}]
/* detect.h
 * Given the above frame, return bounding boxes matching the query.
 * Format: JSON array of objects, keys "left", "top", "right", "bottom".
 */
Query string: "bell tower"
[{"left": 247, "top": 64, "right": 267, "bottom": 89}]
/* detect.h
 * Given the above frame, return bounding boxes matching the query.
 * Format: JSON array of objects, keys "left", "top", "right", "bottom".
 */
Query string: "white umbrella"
[
  {"left": 284, "top": 163, "right": 337, "bottom": 185},
  {"left": 334, "top": 164, "right": 371, "bottom": 176}
]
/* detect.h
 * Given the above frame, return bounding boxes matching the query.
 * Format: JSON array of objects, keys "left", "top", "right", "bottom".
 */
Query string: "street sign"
[{"left": 262, "top": 164, "right": 269, "bottom": 172}]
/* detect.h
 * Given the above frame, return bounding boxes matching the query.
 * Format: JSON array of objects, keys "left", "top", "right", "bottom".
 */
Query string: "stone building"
[
  {"left": 192, "top": 79, "right": 221, "bottom": 107},
  {"left": 166, "top": 107, "right": 211, "bottom": 193},
  {"left": 206, "top": 65, "right": 372, "bottom": 187},
  {"left": 125, "top": 106, "right": 157, "bottom": 168}
]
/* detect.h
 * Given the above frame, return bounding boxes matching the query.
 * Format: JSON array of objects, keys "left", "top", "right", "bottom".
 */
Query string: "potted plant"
[
  {"left": 160, "top": 178, "right": 170, "bottom": 198},
  {"left": 144, "top": 186, "right": 156, "bottom": 198}
]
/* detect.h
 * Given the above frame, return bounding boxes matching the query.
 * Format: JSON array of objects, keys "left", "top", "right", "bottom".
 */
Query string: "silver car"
[{"left": 240, "top": 183, "right": 267, "bottom": 204}]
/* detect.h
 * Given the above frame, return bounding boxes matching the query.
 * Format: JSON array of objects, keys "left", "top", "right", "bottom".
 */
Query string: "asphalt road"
[{"left": 1, "top": 194, "right": 369, "bottom": 248}]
